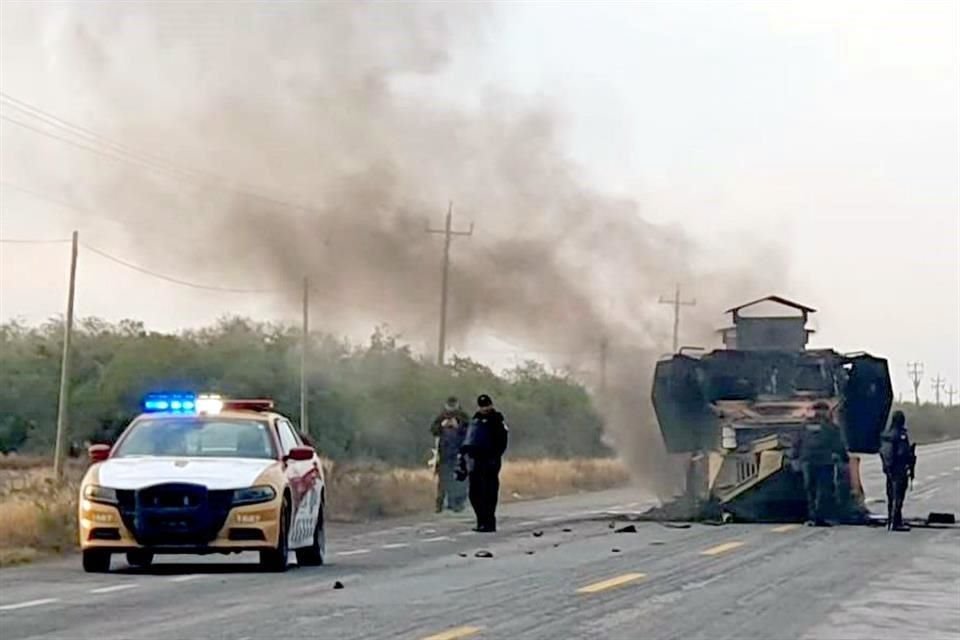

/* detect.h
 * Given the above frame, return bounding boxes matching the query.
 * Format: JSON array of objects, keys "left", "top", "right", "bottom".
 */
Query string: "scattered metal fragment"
[
  {"left": 532, "top": 530, "right": 544, "bottom": 537},
  {"left": 525, "top": 550, "right": 535, "bottom": 555},
  {"left": 458, "top": 552, "right": 468, "bottom": 558},
  {"left": 611, "top": 548, "right": 621, "bottom": 553},
  {"left": 660, "top": 522, "right": 692, "bottom": 529},
  {"left": 333, "top": 581, "right": 345, "bottom": 590},
  {"left": 475, "top": 550, "right": 493, "bottom": 559},
  {"left": 614, "top": 525, "right": 637, "bottom": 533},
  {"left": 928, "top": 512, "right": 957, "bottom": 525},
  {"left": 562, "top": 528, "right": 572, "bottom": 533}
]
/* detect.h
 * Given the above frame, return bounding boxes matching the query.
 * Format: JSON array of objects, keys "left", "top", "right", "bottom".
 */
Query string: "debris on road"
[
  {"left": 660, "top": 522, "right": 692, "bottom": 529},
  {"left": 614, "top": 524, "right": 637, "bottom": 533},
  {"left": 333, "top": 581, "right": 345, "bottom": 590},
  {"left": 532, "top": 530, "right": 544, "bottom": 537},
  {"left": 611, "top": 548, "right": 621, "bottom": 553},
  {"left": 650, "top": 541, "right": 666, "bottom": 546},
  {"left": 525, "top": 550, "right": 535, "bottom": 555},
  {"left": 475, "top": 550, "right": 494, "bottom": 558},
  {"left": 928, "top": 512, "right": 957, "bottom": 525},
  {"left": 562, "top": 527, "right": 572, "bottom": 533}
]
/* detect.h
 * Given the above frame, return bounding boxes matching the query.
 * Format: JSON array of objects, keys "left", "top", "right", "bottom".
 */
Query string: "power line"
[
  {"left": 1, "top": 96, "right": 319, "bottom": 218},
  {"left": 0, "top": 180, "right": 100, "bottom": 216},
  {"left": 80, "top": 243, "right": 280, "bottom": 294},
  {"left": 0, "top": 237, "right": 71, "bottom": 244}
]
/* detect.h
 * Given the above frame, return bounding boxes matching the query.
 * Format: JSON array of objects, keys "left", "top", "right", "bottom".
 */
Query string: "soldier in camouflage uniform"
[
  {"left": 795, "top": 401, "right": 849, "bottom": 526},
  {"left": 430, "top": 397, "right": 470, "bottom": 513}
]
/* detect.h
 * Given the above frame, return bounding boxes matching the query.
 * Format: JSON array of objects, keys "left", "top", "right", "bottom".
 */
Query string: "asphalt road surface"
[{"left": 2, "top": 441, "right": 959, "bottom": 640}]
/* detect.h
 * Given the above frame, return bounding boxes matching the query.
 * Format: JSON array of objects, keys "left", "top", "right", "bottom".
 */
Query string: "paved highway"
[{"left": 2, "top": 441, "right": 958, "bottom": 640}]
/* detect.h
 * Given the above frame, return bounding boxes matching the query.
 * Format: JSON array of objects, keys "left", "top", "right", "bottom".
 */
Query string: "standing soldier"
[
  {"left": 430, "top": 397, "right": 470, "bottom": 513},
  {"left": 458, "top": 394, "right": 509, "bottom": 532},
  {"left": 795, "top": 401, "right": 849, "bottom": 526},
  {"left": 880, "top": 410, "right": 916, "bottom": 532}
]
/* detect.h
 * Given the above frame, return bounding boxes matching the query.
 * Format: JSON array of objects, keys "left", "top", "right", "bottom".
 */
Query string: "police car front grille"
[{"left": 118, "top": 484, "right": 234, "bottom": 546}]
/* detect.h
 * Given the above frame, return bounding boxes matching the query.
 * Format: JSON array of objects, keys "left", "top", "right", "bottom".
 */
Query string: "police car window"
[
  {"left": 114, "top": 418, "right": 276, "bottom": 459},
  {"left": 276, "top": 419, "right": 301, "bottom": 454}
]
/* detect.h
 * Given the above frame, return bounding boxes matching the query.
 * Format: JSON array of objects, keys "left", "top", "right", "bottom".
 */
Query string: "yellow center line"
[
  {"left": 771, "top": 524, "right": 801, "bottom": 533},
  {"left": 701, "top": 541, "right": 745, "bottom": 556},
  {"left": 421, "top": 626, "right": 482, "bottom": 640},
  {"left": 576, "top": 572, "right": 647, "bottom": 594}
]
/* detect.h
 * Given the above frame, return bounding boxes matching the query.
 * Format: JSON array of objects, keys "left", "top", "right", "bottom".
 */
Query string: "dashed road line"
[
  {"left": 90, "top": 584, "right": 138, "bottom": 594},
  {"left": 336, "top": 549, "right": 371, "bottom": 556},
  {"left": 169, "top": 575, "right": 204, "bottom": 583},
  {"left": 701, "top": 541, "right": 744, "bottom": 556},
  {"left": 421, "top": 625, "right": 482, "bottom": 640},
  {"left": 0, "top": 598, "right": 59, "bottom": 612},
  {"left": 423, "top": 536, "right": 452, "bottom": 543},
  {"left": 577, "top": 572, "right": 646, "bottom": 594},
  {"left": 518, "top": 520, "right": 540, "bottom": 526},
  {"left": 382, "top": 543, "right": 410, "bottom": 549},
  {"left": 771, "top": 524, "right": 800, "bottom": 533}
]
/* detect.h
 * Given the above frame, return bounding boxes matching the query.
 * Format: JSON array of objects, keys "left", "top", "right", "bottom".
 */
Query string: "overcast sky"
[{"left": 1, "top": 1, "right": 958, "bottom": 398}]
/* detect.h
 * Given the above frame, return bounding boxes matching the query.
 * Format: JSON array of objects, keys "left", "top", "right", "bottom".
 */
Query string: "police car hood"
[{"left": 98, "top": 457, "right": 278, "bottom": 490}]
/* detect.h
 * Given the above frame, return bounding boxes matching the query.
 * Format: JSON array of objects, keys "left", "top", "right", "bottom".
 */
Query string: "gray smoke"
[{"left": 2, "top": 2, "right": 786, "bottom": 496}]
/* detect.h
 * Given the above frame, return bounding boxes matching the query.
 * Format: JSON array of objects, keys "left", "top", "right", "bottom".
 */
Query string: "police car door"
[{"left": 276, "top": 418, "right": 319, "bottom": 549}]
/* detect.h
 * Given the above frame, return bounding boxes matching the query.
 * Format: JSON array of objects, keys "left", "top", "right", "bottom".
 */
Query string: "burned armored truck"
[{"left": 651, "top": 296, "right": 893, "bottom": 522}]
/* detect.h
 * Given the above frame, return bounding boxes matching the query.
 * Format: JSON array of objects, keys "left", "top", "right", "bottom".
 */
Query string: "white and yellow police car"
[{"left": 78, "top": 393, "right": 325, "bottom": 573}]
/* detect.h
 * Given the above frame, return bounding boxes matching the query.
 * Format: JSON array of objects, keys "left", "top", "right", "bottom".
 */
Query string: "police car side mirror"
[
  {"left": 286, "top": 446, "right": 314, "bottom": 462},
  {"left": 88, "top": 444, "right": 111, "bottom": 463}
]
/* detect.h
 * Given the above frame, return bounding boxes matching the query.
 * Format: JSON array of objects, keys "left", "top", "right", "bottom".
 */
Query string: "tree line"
[
  {"left": 0, "top": 317, "right": 608, "bottom": 464},
  {"left": 1, "top": 317, "right": 956, "bottom": 461}
]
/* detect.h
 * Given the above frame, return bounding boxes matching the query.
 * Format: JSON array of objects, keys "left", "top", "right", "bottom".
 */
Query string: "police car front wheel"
[
  {"left": 82, "top": 549, "right": 111, "bottom": 573},
  {"left": 260, "top": 497, "right": 290, "bottom": 572},
  {"left": 296, "top": 504, "right": 325, "bottom": 567},
  {"left": 126, "top": 550, "right": 154, "bottom": 568}
]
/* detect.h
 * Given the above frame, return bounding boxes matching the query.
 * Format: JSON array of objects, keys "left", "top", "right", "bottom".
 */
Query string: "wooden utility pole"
[
  {"left": 426, "top": 202, "right": 473, "bottom": 366},
  {"left": 659, "top": 284, "right": 696, "bottom": 353},
  {"left": 599, "top": 335, "right": 609, "bottom": 396},
  {"left": 945, "top": 385, "right": 957, "bottom": 407},
  {"left": 931, "top": 374, "right": 945, "bottom": 406},
  {"left": 300, "top": 276, "right": 310, "bottom": 436},
  {"left": 53, "top": 231, "right": 78, "bottom": 479},
  {"left": 907, "top": 362, "right": 924, "bottom": 405}
]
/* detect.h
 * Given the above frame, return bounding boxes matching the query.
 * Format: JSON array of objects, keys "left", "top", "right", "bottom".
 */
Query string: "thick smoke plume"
[{"left": 2, "top": 3, "right": 786, "bottom": 498}]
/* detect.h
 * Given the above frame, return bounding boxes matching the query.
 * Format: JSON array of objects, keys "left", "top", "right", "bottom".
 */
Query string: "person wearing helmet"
[
  {"left": 880, "top": 410, "right": 916, "bottom": 532},
  {"left": 429, "top": 396, "right": 470, "bottom": 513},
  {"left": 458, "top": 394, "right": 509, "bottom": 532}
]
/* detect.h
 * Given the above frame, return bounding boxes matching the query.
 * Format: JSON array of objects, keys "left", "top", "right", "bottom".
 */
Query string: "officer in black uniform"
[
  {"left": 880, "top": 410, "right": 916, "bottom": 532},
  {"left": 458, "top": 394, "right": 508, "bottom": 532}
]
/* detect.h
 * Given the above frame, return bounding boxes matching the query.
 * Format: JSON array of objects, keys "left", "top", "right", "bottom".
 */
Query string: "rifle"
[{"left": 908, "top": 443, "right": 917, "bottom": 490}]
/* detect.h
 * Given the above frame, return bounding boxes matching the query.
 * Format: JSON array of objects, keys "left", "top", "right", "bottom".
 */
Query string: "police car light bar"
[
  {"left": 196, "top": 394, "right": 225, "bottom": 414},
  {"left": 223, "top": 399, "right": 275, "bottom": 412},
  {"left": 142, "top": 393, "right": 197, "bottom": 413}
]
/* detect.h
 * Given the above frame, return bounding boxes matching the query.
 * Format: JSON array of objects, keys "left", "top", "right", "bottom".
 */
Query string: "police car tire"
[
  {"left": 126, "top": 551, "right": 154, "bottom": 567},
  {"left": 296, "top": 503, "right": 325, "bottom": 566},
  {"left": 82, "top": 550, "right": 111, "bottom": 573},
  {"left": 260, "top": 497, "right": 290, "bottom": 573}
]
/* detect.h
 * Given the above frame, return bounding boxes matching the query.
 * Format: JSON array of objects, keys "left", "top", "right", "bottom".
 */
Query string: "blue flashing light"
[{"left": 143, "top": 393, "right": 197, "bottom": 414}]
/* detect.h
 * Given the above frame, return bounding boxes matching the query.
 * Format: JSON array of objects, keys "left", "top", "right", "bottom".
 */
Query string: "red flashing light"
[{"left": 223, "top": 399, "right": 275, "bottom": 412}]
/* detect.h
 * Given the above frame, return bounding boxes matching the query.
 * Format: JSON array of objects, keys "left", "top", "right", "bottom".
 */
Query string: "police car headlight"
[
  {"left": 83, "top": 485, "right": 118, "bottom": 505},
  {"left": 232, "top": 485, "right": 276, "bottom": 506}
]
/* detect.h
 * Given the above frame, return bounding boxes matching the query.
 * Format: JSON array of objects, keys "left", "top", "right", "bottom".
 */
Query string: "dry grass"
[
  {"left": 0, "top": 456, "right": 628, "bottom": 564},
  {"left": 325, "top": 457, "right": 629, "bottom": 522}
]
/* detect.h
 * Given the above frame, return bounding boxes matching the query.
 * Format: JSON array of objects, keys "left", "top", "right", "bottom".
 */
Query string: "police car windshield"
[{"left": 113, "top": 418, "right": 276, "bottom": 460}]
